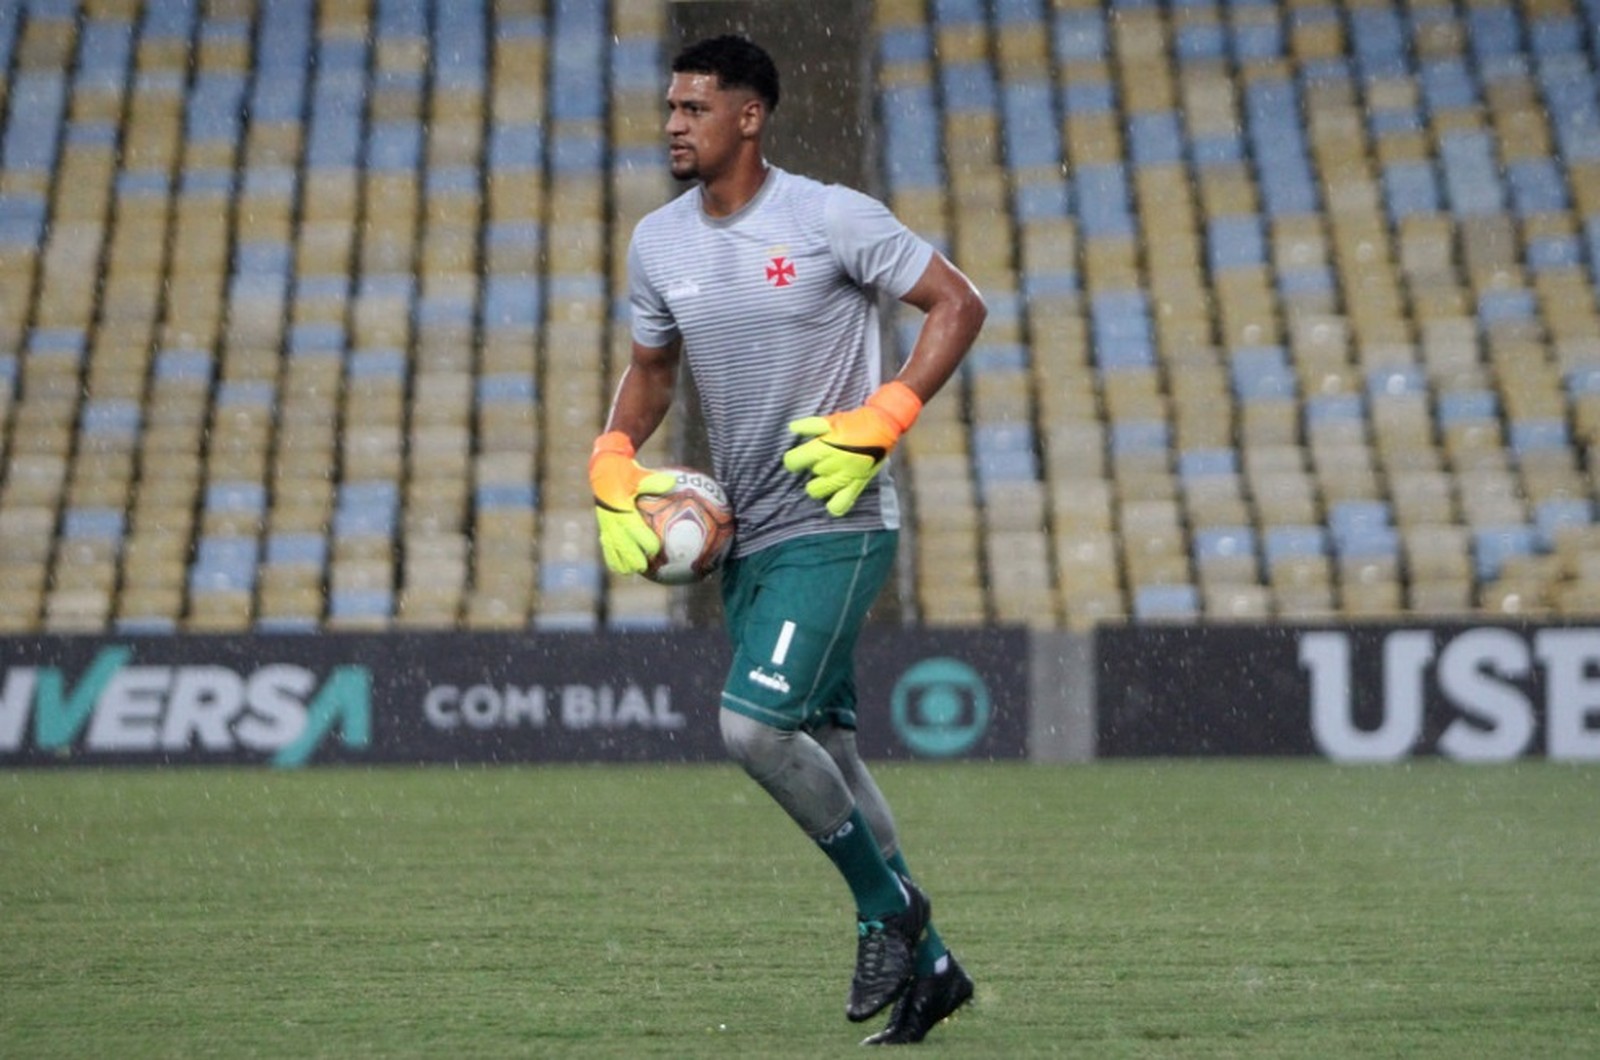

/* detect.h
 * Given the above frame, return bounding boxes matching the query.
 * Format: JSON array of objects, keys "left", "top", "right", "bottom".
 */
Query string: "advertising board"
[
  {"left": 1097, "top": 624, "right": 1600, "bottom": 761},
  {"left": 0, "top": 628, "right": 1029, "bottom": 767}
]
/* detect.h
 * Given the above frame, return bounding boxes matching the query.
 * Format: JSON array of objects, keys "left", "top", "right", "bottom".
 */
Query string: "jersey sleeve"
[
  {"left": 823, "top": 185, "right": 937, "bottom": 301},
  {"left": 627, "top": 230, "right": 680, "bottom": 350}
]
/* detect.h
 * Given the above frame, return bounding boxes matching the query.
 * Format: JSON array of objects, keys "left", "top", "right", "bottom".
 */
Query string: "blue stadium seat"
[
  {"left": 475, "top": 482, "right": 538, "bottom": 510},
  {"left": 1478, "top": 289, "right": 1538, "bottom": 328},
  {"left": 1328, "top": 500, "right": 1396, "bottom": 558},
  {"left": 80, "top": 400, "right": 142, "bottom": 443},
  {"left": 62, "top": 507, "right": 126, "bottom": 543},
  {"left": 367, "top": 121, "right": 423, "bottom": 171},
  {"left": 1437, "top": 389, "right": 1499, "bottom": 425},
  {"left": 1382, "top": 161, "right": 1441, "bottom": 222},
  {"left": 1566, "top": 366, "right": 1600, "bottom": 398},
  {"left": 1178, "top": 448, "right": 1238, "bottom": 480},
  {"left": 1527, "top": 16, "right": 1581, "bottom": 57},
  {"left": 1207, "top": 216, "right": 1267, "bottom": 272},
  {"left": 1473, "top": 525, "right": 1537, "bottom": 581},
  {"left": 190, "top": 537, "right": 260, "bottom": 593},
  {"left": 550, "top": 128, "right": 605, "bottom": 174},
  {"left": 1506, "top": 158, "right": 1569, "bottom": 216},
  {"left": 539, "top": 560, "right": 603, "bottom": 596},
  {"left": 1534, "top": 498, "right": 1592, "bottom": 550},
  {"left": 205, "top": 481, "right": 267, "bottom": 521},
  {"left": 1133, "top": 583, "right": 1201, "bottom": 621},
  {"left": 265, "top": 532, "right": 327, "bottom": 568},
  {"left": 974, "top": 423, "right": 1041, "bottom": 485},
  {"left": 1439, "top": 130, "right": 1505, "bottom": 216},
  {"left": 882, "top": 85, "right": 944, "bottom": 191},
  {"left": 1349, "top": 5, "right": 1406, "bottom": 76},
  {"left": 1094, "top": 332, "right": 1155, "bottom": 373},
  {"left": 1420, "top": 58, "right": 1480, "bottom": 115},
  {"left": 1467, "top": 4, "right": 1523, "bottom": 64},
  {"left": 0, "top": 192, "right": 46, "bottom": 246},
  {"left": 1175, "top": 19, "right": 1227, "bottom": 62},
  {"left": 942, "top": 61, "right": 998, "bottom": 113},
  {"left": 1061, "top": 78, "right": 1116, "bottom": 116},
  {"left": 1076, "top": 164, "right": 1136, "bottom": 238},
  {"left": 1307, "top": 393, "right": 1366, "bottom": 426},
  {"left": 1053, "top": 10, "right": 1107, "bottom": 62},
  {"left": 0, "top": 3, "right": 16, "bottom": 74},
  {"left": 1264, "top": 525, "right": 1328, "bottom": 565},
  {"left": 879, "top": 26, "right": 931, "bottom": 66},
  {"left": 1509, "top": 418, "right": 1570, "bottom": 456},
  {"left": 548, "top": 0, "right": 606, "bottom": 123},
  {"left": 1194, "top": 525, "right": 1258, "bottom": 564},
  {"left": 1003, "top": 82, "right": 1060, "bottom": 168},
  {"left": 489, "top": 122, "right": 544, "bottom": 171},
  {"left": 1110, "top": 419, "right": 1170, "bottom": 457},
  {"left": 1230, "top": 346, "right": 1297, "bottom": 401},
  {"left": 1230, "top": 10, "right": 1282, "bottom": 63},
  {"left": 329, "top": 588, "right": 394, "bottom": 623},
  {"left": 1527, "top": 233, "right": 1581, "bottom": 272},
  {"left": 1128, "top": 112, "right": 1184, "bottom": 167},
  {"left": 77, "top": 19, "right": 133, "bottom": 86},
  {"left": 1367, "top": 365, "right": 1426, "bottom": 398},
  {"left": 3, "top": 73, "right": 66, "bottom": 172},
  {"left": 1193, "top": 133, "right": 1245, "bottom": 167}
]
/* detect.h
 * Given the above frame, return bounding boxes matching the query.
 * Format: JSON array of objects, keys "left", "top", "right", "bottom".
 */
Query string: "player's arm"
[
  {"left": 604, "top": 338, "right": 682, "bottom": 449},
  {"left": 590, "top": 339, "right": 682, "bottom": 574},
  {"left": 784, "top": 252, "right": 987, "bottom": 516},
  {"left": 892, "top": 250, "right": 988, "bottom": 402}
]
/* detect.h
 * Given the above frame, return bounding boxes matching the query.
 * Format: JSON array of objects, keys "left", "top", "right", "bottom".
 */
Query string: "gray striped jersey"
[{"left": 628, "top": 167, "right": 935, "bottom": 558}]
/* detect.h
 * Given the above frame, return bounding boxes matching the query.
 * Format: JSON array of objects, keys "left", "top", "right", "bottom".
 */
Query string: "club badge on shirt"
[{"left": 765, "top": 255, "right": 796, "bottom": 288}]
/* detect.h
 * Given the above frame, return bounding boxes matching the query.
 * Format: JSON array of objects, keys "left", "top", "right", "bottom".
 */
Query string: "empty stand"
[{"left": 1, "top": 0, "right": 1599, "bottom": 633}]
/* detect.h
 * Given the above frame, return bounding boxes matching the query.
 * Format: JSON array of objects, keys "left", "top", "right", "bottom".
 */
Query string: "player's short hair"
[{"left": 672, "top": 35, "right": 780, "bottom": 113}]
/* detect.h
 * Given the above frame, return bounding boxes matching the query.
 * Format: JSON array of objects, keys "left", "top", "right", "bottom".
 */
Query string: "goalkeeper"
[{"left": 590, "top": 35, "right": 987, "bottom": 1045}]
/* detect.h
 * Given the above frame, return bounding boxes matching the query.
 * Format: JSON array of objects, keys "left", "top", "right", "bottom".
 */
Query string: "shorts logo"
[
  {"left": 748, "top": 667, "right": 790, "bottom": 694},
  {"left": 765, "top": 256, "right": 796, "bottom": 287}
]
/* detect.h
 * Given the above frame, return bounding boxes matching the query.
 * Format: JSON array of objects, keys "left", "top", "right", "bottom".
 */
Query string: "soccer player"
[{"left": 588, "top": 35, "right": 987, "bottom": 1044}]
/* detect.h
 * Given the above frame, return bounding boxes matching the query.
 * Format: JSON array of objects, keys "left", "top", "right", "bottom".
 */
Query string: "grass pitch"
[{"left": 2, "top": 760, "right": 1597, "bottom": 1057}]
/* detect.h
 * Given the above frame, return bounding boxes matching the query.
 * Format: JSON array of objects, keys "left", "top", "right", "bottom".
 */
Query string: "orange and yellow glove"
[
  {"left": 590, "top": 431, "right": 677, "bottom": 575},
  {"left": 782, "top": 381, "right": 923, "bottom": 517}
]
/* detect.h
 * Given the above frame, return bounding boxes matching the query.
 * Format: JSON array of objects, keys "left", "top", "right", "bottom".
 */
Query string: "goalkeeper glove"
[
  {"left": 782, "top": 381, "right": 923, "bottom": 517},
  {"left": 589, "top": 431, "right": 677, "bottom": 575}
]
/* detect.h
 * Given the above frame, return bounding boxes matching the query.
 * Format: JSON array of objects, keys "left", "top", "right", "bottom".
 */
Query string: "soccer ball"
[{"left": 636, "top": 468, "right": 735, "bottom": 585}]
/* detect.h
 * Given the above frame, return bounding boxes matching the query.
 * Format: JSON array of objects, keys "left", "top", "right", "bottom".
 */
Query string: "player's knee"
[{"left": 719, "top": 707, "right": 791, "bottom": 778}]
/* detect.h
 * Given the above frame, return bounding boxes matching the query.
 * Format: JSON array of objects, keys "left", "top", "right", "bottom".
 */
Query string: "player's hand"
[
  {"left": 782, "top": 382, "right": 923, "bottom": 517},
  {"left": 590, "top": 431, "right": 676, "bottom": 574}
]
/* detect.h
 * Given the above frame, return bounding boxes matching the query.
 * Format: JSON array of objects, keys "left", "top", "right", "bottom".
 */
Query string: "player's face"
[{"left": 665, "top": 72, "right": 757, "bottom": 183}]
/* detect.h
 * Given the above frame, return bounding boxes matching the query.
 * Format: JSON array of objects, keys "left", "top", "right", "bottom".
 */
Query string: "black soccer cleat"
[
  {"left": 846, "top": 880, "right": 930, "bottom": 1023},
  {"left": 860, "top": 953, "right": 975, "bottom": 1046}
]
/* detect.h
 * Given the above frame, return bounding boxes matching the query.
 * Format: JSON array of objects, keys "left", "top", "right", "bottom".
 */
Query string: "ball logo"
[{"left": 890, "top": 658, "right": 991, "bottom": 757}]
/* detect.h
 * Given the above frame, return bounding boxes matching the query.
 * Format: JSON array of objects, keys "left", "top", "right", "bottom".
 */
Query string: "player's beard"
[{"left": 669, "top": 145, "right": 697, "bottom": 182}]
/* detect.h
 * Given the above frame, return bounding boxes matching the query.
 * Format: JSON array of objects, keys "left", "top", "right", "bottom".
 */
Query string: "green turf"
[{"left": 2, "top": 761, "right": 1597, "bottom": 1057}]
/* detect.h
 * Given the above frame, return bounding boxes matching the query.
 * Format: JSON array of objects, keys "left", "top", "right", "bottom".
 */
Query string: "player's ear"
[{"left": 740, "top": 96, "right": 766, "bottom": 138}]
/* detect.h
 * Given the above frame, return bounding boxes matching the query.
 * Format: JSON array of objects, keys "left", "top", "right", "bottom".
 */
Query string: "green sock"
[
  {"left": 888, "top": 851, "right": 949, "bottom": 975},
  {"left": 816, "top": 808, "right": 906, "bottom": 919}
]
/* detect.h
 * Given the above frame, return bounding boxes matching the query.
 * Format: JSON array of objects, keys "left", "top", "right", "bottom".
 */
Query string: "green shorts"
[{"left": 719, "top": 530, "right": 898, "bottom": 732}]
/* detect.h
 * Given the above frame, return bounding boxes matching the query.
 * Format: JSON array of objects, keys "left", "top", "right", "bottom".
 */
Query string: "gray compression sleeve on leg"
[
  {"left": 815, "top": 723, "right": 900, "bottom": 860},
  {"left": 720, "top": 707, "right": 856, "bottom": 840}
]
